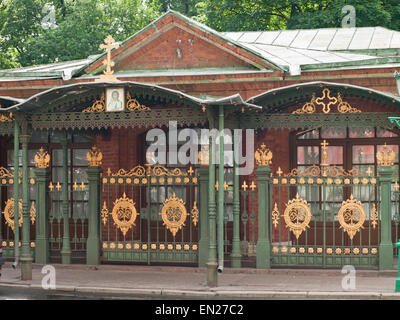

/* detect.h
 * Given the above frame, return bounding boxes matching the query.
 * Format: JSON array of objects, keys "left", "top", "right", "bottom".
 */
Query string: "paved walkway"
[{"left": 0, "top": 262, "right": 399, "bottom": 299}]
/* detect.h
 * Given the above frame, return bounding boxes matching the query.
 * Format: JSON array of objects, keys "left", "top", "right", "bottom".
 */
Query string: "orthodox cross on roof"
[{"left": 96, "top": 35, "right": 120, "bottom": 82}]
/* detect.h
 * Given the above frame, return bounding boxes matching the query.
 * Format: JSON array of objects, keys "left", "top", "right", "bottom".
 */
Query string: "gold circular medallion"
[
  {"left": 160, "top": 193, "right": 188, "bottom": 237},
  {"left": 3, "top": 198, "right": 23, "bottom": 232},
  {"left": 283, "top": 194, "right": 312, "bottom": 239},
  {"left": 337, "top": 195, "right": 365, "bottom": 240},
  {"left": 111, "top": 193, "right": 139, "bottom": 236}
]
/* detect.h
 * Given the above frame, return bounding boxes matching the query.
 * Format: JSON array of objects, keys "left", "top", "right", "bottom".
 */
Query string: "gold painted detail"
[
  {"left": 111, "top": 193, "right": 139, "bottom": 236},
  {"left": 126, "top": 92, "right": 150, "bottom": 111},
  {"left": 198, "top": 145, "right": 209, "bottom": 166},
  {"left": 82, "top": 93, "right": 106, "bottom": 113},
  {"left": 337, "top": 194, "right": 365, "bottom": 240},
  {"left": 271, "top": 203, "right": 280, "bottom": 228},
  {"left": 86, "top": 146, "right": 103, "bottom": 167},
  {"left": 255, "top": 143, "right": 272, "bottom": 166},
  {"left": 0, "top": 167, "right": 14, "bottom": 178},
  {"left": 370, "top": 204, "right": 378, "bottom": 230},
  {"left": 30, "top": 201, "right": 36, "bottom": 224},
  {"left": 95, "top": 35, "right": 120, "bottom": 83},
  {"left": 191, "top": 201, "right": 199, "bottom": 227},
  {"left": 0, "top": 112, "right": 13, "bottom": 122},
  {"left": 107, "top": 165, "right": 191, "bottom": 178},
  {"left": 101, "top": 201, "right": 109, "bottom": 226},
  {"left": 160, "top": 193, "right": 188, "bottom": 237},
  {"left": 286, "top": 165, "right": 363, "bottom": 178},
  {"left": 376, "top": 143, "right": 396, "bottom": 166},
  {"left": 283, "top": 194, "right": 312, "bottom": 239},
  {"left": 34, "top": 147, "right": 50, "bottom": 168},
  {"left": 3, "top": 198, "right": 23, "bottom": 232},
  {"left": 292, "top": 88, "right": 362, "bottom": 114}
]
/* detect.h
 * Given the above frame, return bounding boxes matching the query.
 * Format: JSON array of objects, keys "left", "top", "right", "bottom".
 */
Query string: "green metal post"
[
  {"left": 217, "top": 105, "right": 224, "bottom": 273},
  {"left": 231, "top": 133, "right": 241, "bottom": 268},
  {"left": 256, "top": 165, "right": 271, "bottom": 269},
  {"left": 13, "top": 121, "right": 20, "bottom": 266},
  {"left": 60, "top": 133, "right": 71, "bottom": 264},
  {"left": 378, "top": 165, "right": 394, "bottom": 270},
  {"left": 86, "top": 166, "right": 102, "bottom": 265},
  {"left": 34, "top": 166, "right": 50, "bottom": 264},
  {"left": 20, "top": 133, "right": 32, "bottom": 280},
  {"left": 198, "top": 166, "right": 209, "bottom": 267},
  {"left": 206, "top": 129, "right": 217, "bottom": 287},
  {"left": 396, "top": 242, "right": 400, "bottom": 292}
]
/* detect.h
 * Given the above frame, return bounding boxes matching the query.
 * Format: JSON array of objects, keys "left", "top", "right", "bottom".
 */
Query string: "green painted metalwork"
[
  {"left": 87, "top": 166, "right": 102, "bottom": 265},
  {"left": 217, "top": 106, "right": 224, "bottom": 272},
  {"left": 241, "top": 112, "right": 398, "bottom": 130},
  {"left": 20, "top": 133, "right": 32, "bottom": 279},
  {"left": 60, "top": 134, "right": 71, "bottom": 264},
  {"left": 198, "top": 167, "right": 209, "bottom": 267},
  {"left": 13, "top": 122, "right": 20, "bottom": 265},
  {"left": 34, "top": 167, "right": 50, "bottom": 264},
  {"left": 378, "top": 165, "right": 394, "bottom": 270},
  {"left": 207, "top": 129, "right": 218, "bottom": 287},
  {"left": 256, "top": 165, "right": 271, "bottom": 269},
  {"left": 231, "top": 133, "right": 241, "bottom": 268},
  {"left": 396, "top": 242, "right": 400, "bottom": 292}
]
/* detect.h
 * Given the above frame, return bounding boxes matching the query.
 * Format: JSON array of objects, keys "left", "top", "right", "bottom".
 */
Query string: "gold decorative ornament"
[
  {"left": 308, "top": 248, "right": 314, "bottom": 254},
  {"left": 111, "top": 193, "right": 139, "bottom": 236},
  {"left": 198, "top": 145, "right": 209, "bottom": 166},
  {"left": 362, "top": 248, "right": 368, "bottom": 255},
  {"left": 353, "top": 248, "right": 360, "bottom": 255},
  {"left": 370, "top": 204, "right": 378, "bottom": 230},
  {"left": 191, "top": 201, "right": 199, "bottom": 227},
  {"left": 326, "top": 248, "right": 333, "bottom": 255},
  {"left": 371, "top": 248, "right": 378, "bottom": 255},
  {"left": 283, "top": 194, "right": 312, "bottom": 239},
  {"left": 335, "top": 248, "right": 342, "bottom": 255},
  {"left": 299, "top": 247, "right": 305, "bottom": 254},
  {"left": 337, "top": 194, "right": 365, "bottom": 240},
  {"left": 101, "top": 202, "right": 109, "bottom": 225},
  {"left": 271, "top": 203, "right": 280, "bottom": 228},
  {"left": 82, "top": 93, "right": 106, "bottom": 112},
  {"left": 160, "top": 193, "right": 188, "bottom": 237},
  {"left": 376, "top": 143, "right": 396, "bottom": 166},
  {"left": 281, "top": 247, "right": 288, "bottom": 253},
  {"left": 86, "top": 146, "right": 103, "bottom": 167},
  {"left": 3, "top": 198, "right": 23, "bottom": 232},
  {"left": 272, "top": 247, "right": 279, "bottom": 254},
  {"left": 126, "top": 92, "right": 150, "bottom": 111},
  {"left": 192, "top": 244, "right": 198, "bottom": 251},
  {"left": 34, "top": 147, "right": 50, "bottom": 168},
  {"left": 255, "top": 143, "right": 272, "bottom": 166},
  {"left": 0, "top": 167, "right": 14, "bottom": 178},
  {"left": 96, "top": 35, "right": 120, "bottom": 82},
  {"left": 0, "top": 112, "right": 14, "bottom": 122},
  {"left": 290, "top": 247, "right": 296, "bottom": 254},
  {"left": 292, "top": 88, "right": 362, "bottom": 114},
  {"left": 344, "top": 248, "right": 351, "bottom": 255},
  {"left": 30, "top": 201, "right": 36, "bottom": 224}
]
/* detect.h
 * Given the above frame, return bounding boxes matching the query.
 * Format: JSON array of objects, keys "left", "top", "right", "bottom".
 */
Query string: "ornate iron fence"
[{"left": 100, "top": 165, "right": 199, "bottom": 264}]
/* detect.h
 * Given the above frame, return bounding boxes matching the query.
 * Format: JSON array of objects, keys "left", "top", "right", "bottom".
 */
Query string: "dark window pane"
[
  {"left": 297, "top": 146, "right": 319, "bottom": 164},
  {"left": 352, "top": 145, "right": 374, "bottom": 164}
]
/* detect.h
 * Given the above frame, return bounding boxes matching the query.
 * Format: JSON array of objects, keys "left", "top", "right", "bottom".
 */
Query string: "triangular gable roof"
[{"left": 82, "top": 10, "right": 285, "bottom": 76}]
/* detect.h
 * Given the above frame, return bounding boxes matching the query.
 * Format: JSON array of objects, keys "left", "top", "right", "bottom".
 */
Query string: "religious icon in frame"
[{"left": 106, "top": 87, "right": 125, "bottom": 112}]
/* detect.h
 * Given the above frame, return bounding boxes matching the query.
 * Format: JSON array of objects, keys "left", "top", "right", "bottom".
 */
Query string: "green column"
[
  {"left": 217, "top": 106, "right": 224, "bottom": 273},
  {"left": 60, "top": 134, "right": 71, "bottom": 264},
  {"left": 198, "top": 166, "right": 209, "bottom": 267},
  {"left": 378, "top": 165, "right": 394, "bottom": 270},
  {"left": 13, "top": 121, "right": 20, "bottom": 266},
  {"left": 231, "top": 133, "right": 241, "bottom": 268},
  {"left": 206, "top": 130, "right": 217, "bottom": 287},
  {"left": 86, "top": 166, "right": 102, "bottom": 265},
  {"left": 396, "top": 241, "right": 400, "bottom": 292},
  {"left": 34, "top": 166, "right": 50, "bottom": 264},
  {"left": 20, "top": 134, "right": 32, "bottom": 280},
  {"left": 256, "top": 165, "right": 271, "bottom": 269}
]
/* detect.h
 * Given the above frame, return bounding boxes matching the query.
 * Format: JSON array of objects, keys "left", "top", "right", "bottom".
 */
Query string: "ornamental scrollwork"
[
  {"left": 191, "top": 201, "right": 199, "bottom": 227},
  {"left": 337, "top": 194, "right": 365, "bottom": 240},
  {"left": 86, "top": 146, "right": 103, "bottom": 167},
  {"left": 376, "top": 143, "right": 396, "bottom": 166},
  {"left": 292, "top": 88, "right": 362, "bottom": 114},
  {"left": 82, "top": 93, "right": 106, "bottom": 113},
  {"left": 255, "top": 143, "right": 272, "bottom": 166},
  {"left": 34, "top": 147, "right": 51, "bottom": 168},
  {"left": 0, "top": 167, "right": 14, "bottom": 178},
  {"left": 126, "top": 92, "right": 151, "bottom": 111},
  {"left": 111, "top": 193, "right": 139, "bottom": 236},
  {"left": 283, "top": 194, "right": 312, "bottom": 239},
  {"left": 160, "top": 193, "right": 188, "bottom": 237},
  {"left": 3, "top": 198, "right": 23, "bottom": 232}
]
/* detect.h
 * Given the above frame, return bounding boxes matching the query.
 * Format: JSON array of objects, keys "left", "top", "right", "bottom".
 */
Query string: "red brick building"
[{"left": 1, "top": 11, "right": 400, "bottom": 278}]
